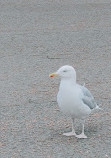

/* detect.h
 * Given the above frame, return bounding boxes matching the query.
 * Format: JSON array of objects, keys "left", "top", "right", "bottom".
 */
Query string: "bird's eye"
[{"left": 63, "top": 70, "right": 67, "bottom": 72}]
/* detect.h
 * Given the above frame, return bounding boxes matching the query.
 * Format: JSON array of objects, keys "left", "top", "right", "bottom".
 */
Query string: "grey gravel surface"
[{"left": 0, "top": 0, "right": 111, "bottom": 158}]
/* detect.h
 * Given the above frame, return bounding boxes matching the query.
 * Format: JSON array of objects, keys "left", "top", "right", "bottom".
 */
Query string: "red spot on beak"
[{"left": 50, "top": 75, "right": 53, "bottom": 77}]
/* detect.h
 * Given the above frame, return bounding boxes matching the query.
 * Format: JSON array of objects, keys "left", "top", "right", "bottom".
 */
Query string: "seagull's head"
[{"left": 49, "top": 65, "right": 76, "bottom": 81}]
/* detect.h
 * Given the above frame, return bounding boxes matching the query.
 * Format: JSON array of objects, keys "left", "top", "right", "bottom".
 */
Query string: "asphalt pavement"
[{"left": 0, "top": 0, "right": 111, "bottom": 158}]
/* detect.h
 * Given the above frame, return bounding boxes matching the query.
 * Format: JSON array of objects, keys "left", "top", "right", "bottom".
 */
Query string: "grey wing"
[{"left": 79, "top": 85, "right": 97, "bottom": 109}]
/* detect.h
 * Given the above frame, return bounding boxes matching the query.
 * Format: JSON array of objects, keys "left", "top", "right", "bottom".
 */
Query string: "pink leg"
[
  {"left": 63, "top": 118, "right": 77, "bottom": 136},
  {"left": 76, "top": 120, "right": 87, "bottom": 139}
]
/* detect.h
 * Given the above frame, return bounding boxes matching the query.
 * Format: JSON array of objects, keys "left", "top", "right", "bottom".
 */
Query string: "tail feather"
[{"left": 95, "top": 105, "right": 103, "bottom": 110}]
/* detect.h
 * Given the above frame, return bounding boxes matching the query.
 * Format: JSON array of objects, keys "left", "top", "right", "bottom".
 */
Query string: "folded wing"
[{"left": 79, "top": 85, "right": 97, "bottom": 110}]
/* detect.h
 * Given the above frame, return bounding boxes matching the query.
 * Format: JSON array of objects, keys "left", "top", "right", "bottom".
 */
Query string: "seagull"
[{"left": 49, "top": 65, "right": 100, "bottom": 138}]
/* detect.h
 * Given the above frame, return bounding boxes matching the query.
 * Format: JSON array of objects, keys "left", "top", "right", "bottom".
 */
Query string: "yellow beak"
[{"left": 49, "top": 73, "right": 58, "bottom": 77}]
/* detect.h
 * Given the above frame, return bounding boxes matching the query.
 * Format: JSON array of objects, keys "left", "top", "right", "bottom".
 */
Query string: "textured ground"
[{"left": 0, "top": 0, "right": 111, "bottom": 158}]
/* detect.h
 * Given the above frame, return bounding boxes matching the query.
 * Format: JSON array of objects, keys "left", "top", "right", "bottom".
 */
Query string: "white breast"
[{"left": 57, "top": 81, "right": 91, "bottom": 118}]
